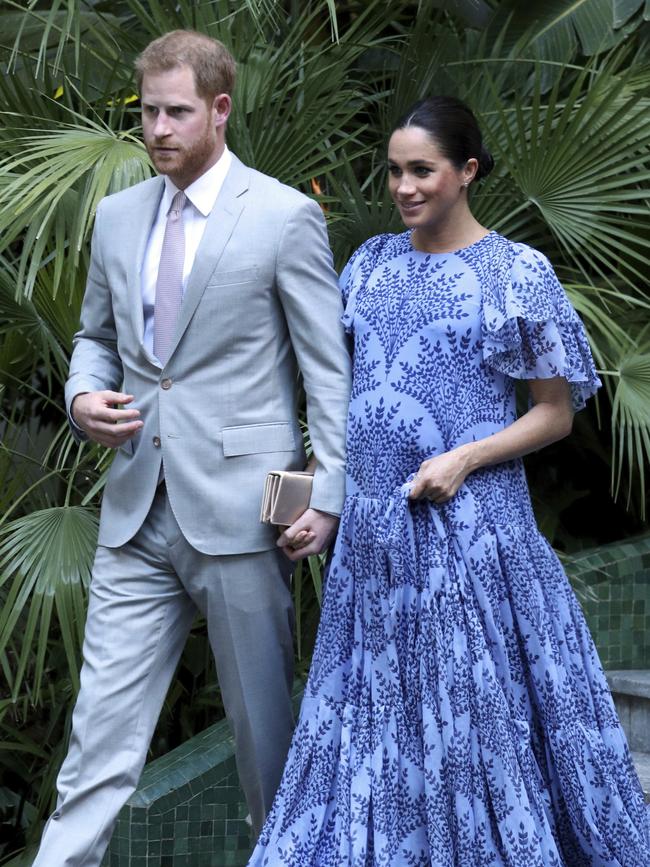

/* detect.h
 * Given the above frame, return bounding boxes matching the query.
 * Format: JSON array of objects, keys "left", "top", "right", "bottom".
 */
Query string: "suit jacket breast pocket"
[
  {"left": 202, "top": 266, "right": 273, "bottom": 330},
  {"left": 206, "top": 267, "right": 261, "bottom": 288}
]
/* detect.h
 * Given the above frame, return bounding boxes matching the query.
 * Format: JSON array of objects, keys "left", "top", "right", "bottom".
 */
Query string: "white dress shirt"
[{"left": 141, "top": 147, "right": 233, "bottom": 358}]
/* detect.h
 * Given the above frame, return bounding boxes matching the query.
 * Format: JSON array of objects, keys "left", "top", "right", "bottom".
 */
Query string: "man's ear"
[{"left": 213, "top": 93, "right": 231, "bottom": 128}]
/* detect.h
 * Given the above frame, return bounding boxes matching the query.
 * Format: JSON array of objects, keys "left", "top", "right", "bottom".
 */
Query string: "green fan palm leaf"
[
  {"left": 0, "top": 123, "right": 150, "bottom": 299},
  {"left": 0, "top": 2, "right": 388, "bottom": 301},
  {"left": 0, "top": 507, "right": 97, "bottom": 700},
  {"left": 491, "top": 0, "right": 646, "bottom": 57},
  {"left": 610, "top": 332, "right": 650, "bottom": 501},
  {"left": 472, "top": 63, "right": 650, "bottom": 294}
]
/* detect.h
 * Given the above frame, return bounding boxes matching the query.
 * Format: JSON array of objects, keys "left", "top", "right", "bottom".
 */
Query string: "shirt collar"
[{"left": 162, "top": 145, "right": 233, "bottom": 217}]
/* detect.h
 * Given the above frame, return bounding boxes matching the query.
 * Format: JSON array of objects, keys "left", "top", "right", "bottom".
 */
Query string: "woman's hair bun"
[{"left": 476, "top": 145, "right": 494, "bottom": 181}]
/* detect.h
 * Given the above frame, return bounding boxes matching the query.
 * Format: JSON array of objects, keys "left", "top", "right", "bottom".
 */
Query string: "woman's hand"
[{"left": 408, "top": 447, "right": 472, "bottom": 503}]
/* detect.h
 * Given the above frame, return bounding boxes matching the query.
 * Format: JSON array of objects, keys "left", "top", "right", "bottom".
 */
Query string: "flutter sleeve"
[
  {"left": 339, "top": 233, "right": 392, "bottom": 333},
  {"left": 481, "top": 238, "right": 601, "bottom": 411}
]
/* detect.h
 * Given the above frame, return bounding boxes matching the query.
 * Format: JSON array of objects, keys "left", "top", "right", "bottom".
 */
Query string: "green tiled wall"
[
  {"left": 102, "top": 680, "right": 304, "bottom": 866},
  {"left": 566, "top": 533, "right": 650, "bottom": 670},
  {"left": 102, "top": 536, "right": 650, "bottom": 865},
  {"left": 101, "top": 719, "right": 252, "bottom": 867}
]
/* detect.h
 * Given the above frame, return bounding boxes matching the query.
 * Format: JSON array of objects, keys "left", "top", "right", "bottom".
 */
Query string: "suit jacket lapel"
[
  {"left": 126, "top": 176, "right": 165, "bottom": 364},
  {"left": 165, "top": 156, "right": 250, "bottom": 362}
]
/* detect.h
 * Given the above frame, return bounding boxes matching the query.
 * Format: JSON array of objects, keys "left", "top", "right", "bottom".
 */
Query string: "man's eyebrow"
[{"left": 141, "top": 101, "right": 194, "bottom": 109}]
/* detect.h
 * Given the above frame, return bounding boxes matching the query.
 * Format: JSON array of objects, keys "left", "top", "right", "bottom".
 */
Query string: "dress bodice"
[{"left": 340, "top": 232, "right": 600, "bottom": 531}]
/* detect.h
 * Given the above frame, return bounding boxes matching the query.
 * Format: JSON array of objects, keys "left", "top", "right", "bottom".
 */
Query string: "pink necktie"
[{"left": 154, "top": 190, "right": 187, "bottom": 365}]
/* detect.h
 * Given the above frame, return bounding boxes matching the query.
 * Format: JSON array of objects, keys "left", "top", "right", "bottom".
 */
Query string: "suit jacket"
[{"left": 65, "top": 155, "right": 351, "bottom": 555}]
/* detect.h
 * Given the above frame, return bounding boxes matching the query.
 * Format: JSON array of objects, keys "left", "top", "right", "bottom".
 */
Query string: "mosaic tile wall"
[
  {"left": 565, "top": 533, "right": 650, "bottom": 670},
  {"left": 101, "top": 719, "right": 252, "bottom": 867},
  {"left": 101, "top": 536, "right": 650, "bottom": 865}
]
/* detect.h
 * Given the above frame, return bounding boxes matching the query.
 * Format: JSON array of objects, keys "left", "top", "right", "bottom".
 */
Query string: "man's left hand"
[{"left": 277, "top": 509, "right": 339, "bottom": 562}]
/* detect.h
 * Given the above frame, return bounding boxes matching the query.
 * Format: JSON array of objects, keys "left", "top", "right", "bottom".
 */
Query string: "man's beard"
[{"left": 146, "top": 125, "right": 216, "bottom": 183}]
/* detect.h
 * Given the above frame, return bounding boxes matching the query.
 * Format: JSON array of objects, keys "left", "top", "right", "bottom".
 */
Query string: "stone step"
[
  {"left": 606, "top": 669, "right": 650, "bottom": 753},
  {"left": 605, "top": 669, "right": 650, "bottom": 802},
  {"left": 606, "top": 669, "right": 650, "bottom": 700}
]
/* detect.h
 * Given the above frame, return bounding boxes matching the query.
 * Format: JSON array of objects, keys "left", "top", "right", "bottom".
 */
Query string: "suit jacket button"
[
  {"left": 161, "top": 378, "right": 172, "bottom": 390},
  {"left": 152, "top": 436, "right": 161, "bottom": 448}
]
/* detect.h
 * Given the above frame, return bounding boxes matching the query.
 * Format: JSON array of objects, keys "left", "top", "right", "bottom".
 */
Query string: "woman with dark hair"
[{"left": 249, "top": 97, "right": 650, "bottom": 865}]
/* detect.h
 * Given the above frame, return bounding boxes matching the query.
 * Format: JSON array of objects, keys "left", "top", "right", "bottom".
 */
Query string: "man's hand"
[
  {"left": 71, "top": 391, "right": 143, "bottom": 449},
  {"left": 277, "top": 508, "right": 339, "bottom": 562}
]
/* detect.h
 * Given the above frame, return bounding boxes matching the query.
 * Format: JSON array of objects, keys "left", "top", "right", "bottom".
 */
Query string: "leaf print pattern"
[
  {"left": 353, "top": 245, "right": 471, "bottom": 376},
  {"left": 346, "top": 398, "right": 425, "bottom": 497},
  {"left": 249, "top": 232, "right": 648, "bottom": 866}
]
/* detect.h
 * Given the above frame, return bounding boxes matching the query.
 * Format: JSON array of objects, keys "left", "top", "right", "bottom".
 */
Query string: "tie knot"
[{"left": 168, "top": 191, "right": 186, "bottom": 220}]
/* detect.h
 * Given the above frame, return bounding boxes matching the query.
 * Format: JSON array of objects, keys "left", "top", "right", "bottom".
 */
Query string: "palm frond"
[
  {"left": 326, "top": 159, "right": 401, "bottom": 268},
  {"left": 0, "top": 506, "right": 97, "bottom": 698},
  {"left": 469, "top": 59, "right": 650, "bottom": 298},
  {"left": 610, "top": 335, "right": 650, "bottom": 511},
  {"left": 491, "top": 0, "right": 643, "bottom": 57},
  {"left": 2, "top": 0, "right": 130, "bottom": 82},
  {"left": 0, "top": 121, "right": 150, "bottom": 299},
  {"left": 223, "top": 2, "right": 385, "bottom": 185},
  {"left": 425, "top": 0, "right": 492, "bottom": 27},
  {"left": 0, "top": 254, "right": 78, "bottom": 386},
  {"left": 565, "top": 281, "right": 650, "bottom": 366}
]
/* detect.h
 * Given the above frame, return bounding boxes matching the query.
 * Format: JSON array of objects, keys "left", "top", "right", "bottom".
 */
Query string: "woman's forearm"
[
  {"left": 460, "top": 391, "right": 573, "bottom": 475},
  {"left": 410, "top": 377, "right": 574, "bottom": 502}
]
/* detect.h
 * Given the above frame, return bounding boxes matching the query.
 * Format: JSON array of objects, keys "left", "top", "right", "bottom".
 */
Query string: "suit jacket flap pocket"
[
  {"left": 222, "top": 422, "right": 295, "bottom": 457},
  {"left": 207, "top": 267, "right": 260, "bottom": 287}
]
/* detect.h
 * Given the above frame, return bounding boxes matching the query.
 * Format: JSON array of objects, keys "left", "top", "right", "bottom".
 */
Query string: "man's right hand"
[{"left": 71, "top": 391, "right": 143, "bottom": 448}]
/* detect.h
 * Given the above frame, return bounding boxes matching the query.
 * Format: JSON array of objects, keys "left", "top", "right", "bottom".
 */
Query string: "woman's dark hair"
[{"left": 393, "top": 96, "right": 494, "bottom": 182}]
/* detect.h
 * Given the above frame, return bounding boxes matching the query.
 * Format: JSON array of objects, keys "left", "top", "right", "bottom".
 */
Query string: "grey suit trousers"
[{"left": 33, "top": 485, "right": 295, "bottom": 867}]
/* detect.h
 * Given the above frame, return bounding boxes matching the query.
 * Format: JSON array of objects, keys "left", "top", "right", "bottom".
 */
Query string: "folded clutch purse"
[{"left": 260, "top": 470, "right": 314, "bottom": 527}]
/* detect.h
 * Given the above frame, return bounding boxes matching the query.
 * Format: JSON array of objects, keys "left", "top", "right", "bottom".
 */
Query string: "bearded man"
[{"left": 32, "top": 29, "right": 350, "bottom": 867}]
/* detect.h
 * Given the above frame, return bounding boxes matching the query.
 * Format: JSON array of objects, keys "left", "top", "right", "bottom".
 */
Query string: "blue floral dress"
[{"left": 249, "top": 232, "right": 650, "bottom": 866}]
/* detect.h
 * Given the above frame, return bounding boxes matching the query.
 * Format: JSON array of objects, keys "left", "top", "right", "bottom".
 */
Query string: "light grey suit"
[{"left": 34, "top": 155, "right": 351, "bottom": 866}]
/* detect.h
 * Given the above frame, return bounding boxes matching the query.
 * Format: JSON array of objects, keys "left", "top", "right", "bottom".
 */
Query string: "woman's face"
[{"left": 387, "top": 125, "right": 473, "bottom": 234}]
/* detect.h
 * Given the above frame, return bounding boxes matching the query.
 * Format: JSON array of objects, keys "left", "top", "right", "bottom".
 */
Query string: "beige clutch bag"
[{"left": 260, "top": 470, "right": 314, "bottom": 526}]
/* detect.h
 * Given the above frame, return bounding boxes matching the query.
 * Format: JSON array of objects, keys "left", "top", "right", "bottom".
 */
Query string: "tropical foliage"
[{"left": 1, "top": 0, "right": 650, "bottom": 861}]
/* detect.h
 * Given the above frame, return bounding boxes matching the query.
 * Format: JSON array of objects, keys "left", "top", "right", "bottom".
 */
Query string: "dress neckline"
[{"left": 406, "top": 229, "right": 496, "bottom": 256}]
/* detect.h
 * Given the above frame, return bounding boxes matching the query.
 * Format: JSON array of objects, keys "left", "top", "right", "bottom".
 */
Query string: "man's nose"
[{"left": 152, "top": 112, "right": 171, "bottom": 137}]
